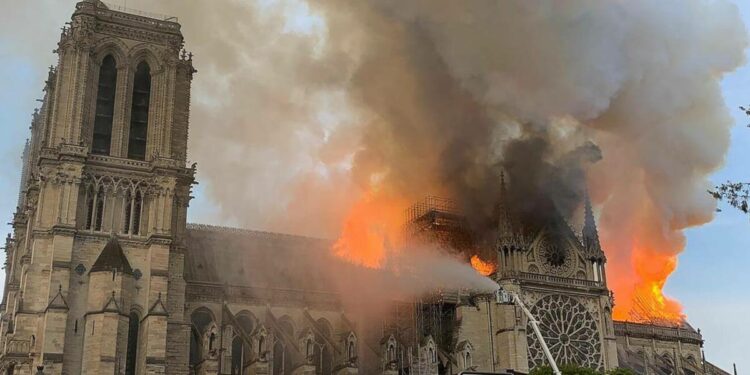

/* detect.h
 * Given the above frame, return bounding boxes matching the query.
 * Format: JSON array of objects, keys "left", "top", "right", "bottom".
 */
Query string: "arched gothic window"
[
  {"left": 272, "top": 341, "right": 285, "bottom": 375},
  {"left": 273, "top": 318, "right": 295, "bottom": 375},
  {"left": 464, "top": 352, "right": 472, "bottom": 369},
  {"left": 321, "top": 346, "right": 332, "bottom": 375},
  {"left": 127, "top": 62, "right": 151, "bottom": 161},
  {"left": 87, "top": 186, "right": 105, "bottom": 231},
  {"left": 347, "top": 340, "right": 355, "bottom": 362},
  {"left": 258, "top": 335, "right": 266, "bottom": 358},
  {"left": 123, "top": 191, "right": 142, "bottom": 235},
  {"left": 92, "top": 55, "right": 117, "bottom": 155},
  {"left": 231, "top": 314, "right": 254, "bottom": 374},
  {"left": 209, "top": 332, "right": 217, "bottom": 352},
  {"left": 189, "top": 308, "right": 215, "bottom": 370},
  {"left": 313, "top": 319, "right": 333, "bottom": 375},
  {"left": 231, "top": 336, "right": 243, "bottom": 375},
  {"left": 306, "top": 338, "right": 314, "bottom": 359},
  {"left": 125, "top": 312, "right": 140, "bottom": 375}
]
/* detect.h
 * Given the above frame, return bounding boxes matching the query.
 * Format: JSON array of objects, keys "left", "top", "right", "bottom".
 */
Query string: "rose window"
[
  {"left": 538, "top": 237, "right": 574, "bottom": 277},
  {"left": 526, "top": 294, "right": 602, "bottom": 370}
]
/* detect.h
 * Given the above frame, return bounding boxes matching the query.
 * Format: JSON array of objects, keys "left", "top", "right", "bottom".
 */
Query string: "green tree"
[
  {"left": 528, "top": 365, "right": 636, "bottom": 375},
  {"left": 529, "top": 364, "right": 602, "bottom": 375},
  {"left": 711, "top": 182, "right": 749, "bottom": 214},
  {"left": 709, "top": 105, "right": 750, "bottom": 215},
  {"left": 606, "top": 368, "right": 637, "bottom": 375}
]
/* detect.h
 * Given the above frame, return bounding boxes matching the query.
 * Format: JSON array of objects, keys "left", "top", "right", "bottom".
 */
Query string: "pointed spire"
[
  {"left": 497, "top": 171, "right": 513, "bottom": 235},
  {"left": 582, "top": 187, "right": 602, "bottom": 254},
  {"left": 496, "top": 171, "right": 526, "bottom": 251}
]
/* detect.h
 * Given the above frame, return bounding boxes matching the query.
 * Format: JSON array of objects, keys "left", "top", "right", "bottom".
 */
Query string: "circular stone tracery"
[
  {"left": 537, "top": 237, "right": 574, "bottom": 277},
  {"left": 526, "top": 294, "right": 602, "bottom": 370}
]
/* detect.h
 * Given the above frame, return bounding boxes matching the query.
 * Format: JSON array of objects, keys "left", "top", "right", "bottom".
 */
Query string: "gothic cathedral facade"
[
  {"left": 0, "top": 0, "right": 195, "bottom": 373},
  {"left": 0, "top": 2, "right": 713, "bottom": 375}
]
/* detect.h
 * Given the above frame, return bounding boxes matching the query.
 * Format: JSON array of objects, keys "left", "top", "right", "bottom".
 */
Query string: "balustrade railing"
[
  {"left": 613, "top": 321, "right": 703, "bottom": 342},
  {"left": 502, "top": 271, "right": 602, "bottom": 288},
  {"left": 5, "top": 339, "right": 30, "bottom": 355},
  {"left": 100, "top": 2, "right": 179, "bottom": 24}
]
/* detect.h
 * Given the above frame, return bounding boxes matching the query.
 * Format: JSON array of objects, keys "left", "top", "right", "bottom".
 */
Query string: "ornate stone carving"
[
  {"left": 536, "top": 235, "right": 575, "bottom": 277},
  {"left": 527, "top": 294, "right": 602, "bottom": 370}
]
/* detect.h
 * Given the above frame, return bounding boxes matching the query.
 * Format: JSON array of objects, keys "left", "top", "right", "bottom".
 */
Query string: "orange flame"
[
  {"left": 610, "top": 244, "right": 686, "bottom": 325},
  {"left": 332, "top": 191, "right": 407, "bottom": 268},
  {"left": 470, "top": 255, "right": 497, "bottom": 276}
]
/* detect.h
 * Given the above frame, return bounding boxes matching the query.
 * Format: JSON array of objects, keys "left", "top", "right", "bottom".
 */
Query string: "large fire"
[
  {"left": 332, "top": 191, "right": 407, "bottom": 268},
  {"left": 470, "top": 255, "right": 496, "bottom": 276},
  {"left": 610, "top": 244, "right": 686, "bottom": 325},
  {"left": 334, "top": 193, "right": 686, "bottom": 326}
]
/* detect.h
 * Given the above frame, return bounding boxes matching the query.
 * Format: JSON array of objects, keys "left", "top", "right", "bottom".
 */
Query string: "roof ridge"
[{"left": 186, "top": 223, "right": 330, "bottom": 242}]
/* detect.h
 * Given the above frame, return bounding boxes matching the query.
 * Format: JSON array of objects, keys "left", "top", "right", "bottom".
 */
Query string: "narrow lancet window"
[
  {"left": 93, "top": 55, "right": 117, "bottom": 155},
  {"left": 94, "top": 187, "right": 105, "bottom": 231},
  {"left": 87, "top": 186, "right": 105, "bottom": 231},
  {"left": 123, "top": 191, "right": 143, "bottom": 235},
  {"left": 86, "top": 192, "right": 95, "bottom": 230},
  {"left": 123, "top": 192, "right": 132, "bottom": 233},
  {"left": 125, "top": 312, "right": 140, "bottom": 375},
  {"left": 127, "top": 62, "right": 151, "bottom": 160}
]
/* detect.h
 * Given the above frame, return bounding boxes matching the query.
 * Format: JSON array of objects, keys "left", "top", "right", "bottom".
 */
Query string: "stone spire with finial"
[
  {"left": 582, "top": 187, "right": 603, "bottom": 255},
  {"left": 497, "top": 171, "right": 513, "bottom": 236},
  {"left": 496, "top": 171, "right": 526, "bottom": 251}
]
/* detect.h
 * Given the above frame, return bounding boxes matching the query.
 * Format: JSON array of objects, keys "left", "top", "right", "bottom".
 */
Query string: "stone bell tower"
[{"left": 0, "top": 1, "right": 196, "bottom": 374}]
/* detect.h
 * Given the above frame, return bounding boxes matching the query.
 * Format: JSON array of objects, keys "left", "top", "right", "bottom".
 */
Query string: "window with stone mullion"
[
  {"left": 92, "top": 55, "right": 118, "bottom": 155},
  {"left": 127, "top": 62, "right": 151, "bottom": 161}
]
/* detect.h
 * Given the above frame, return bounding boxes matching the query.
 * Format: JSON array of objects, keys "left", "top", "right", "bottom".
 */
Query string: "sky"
[{"left": 0, "top": 0, "right": 748, "bottom": 372}]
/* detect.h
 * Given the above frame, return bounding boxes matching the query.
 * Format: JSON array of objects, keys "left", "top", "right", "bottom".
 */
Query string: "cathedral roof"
[
  {"left": 183, "top": 224, "right": 340, "bottom": 291},
  {"left": 90, "top": 236, "right": 133, "bottom": 275}
]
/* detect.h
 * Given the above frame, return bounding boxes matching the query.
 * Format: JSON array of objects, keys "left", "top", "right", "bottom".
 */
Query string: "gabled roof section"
[
  {"left": 45, "top": 285, "right": 69, "bottom": 312},
  {"left": 147, "top": 292, "right": 168, "bottom": 317},
  {"left": 102, "top": 291, "right": 122, "bottom": 313},
  {"left": 90, "top": 237, "right": 133, "bottom": 275}
]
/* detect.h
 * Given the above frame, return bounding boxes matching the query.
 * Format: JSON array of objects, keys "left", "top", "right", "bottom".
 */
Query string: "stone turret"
[
  {"left": 82, "top": 237, "right": 134, "bottom": 374},
  {"left": 496, "top": 172, "right": 527, "bottom": 275}
]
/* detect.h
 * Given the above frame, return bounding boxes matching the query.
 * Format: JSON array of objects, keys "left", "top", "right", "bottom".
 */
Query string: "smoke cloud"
[{"left": 5, "top": 0, "right": 747, "bottom": 321}]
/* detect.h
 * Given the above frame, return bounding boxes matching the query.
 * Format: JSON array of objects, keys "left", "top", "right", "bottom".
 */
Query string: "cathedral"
[{"left": 0, "top": 2, "right": 731, "bottom": 375}]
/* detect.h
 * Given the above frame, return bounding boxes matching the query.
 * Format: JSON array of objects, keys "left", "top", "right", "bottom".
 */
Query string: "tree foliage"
[
  {"left": 710, "top": 182, "right": 749, "bottom": 214},
  {"left": 709, "top": 105, "right": 750, "bottom": 216},
  {"left": 529, "top": 365, "right": 636, "bottom": 375}
]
